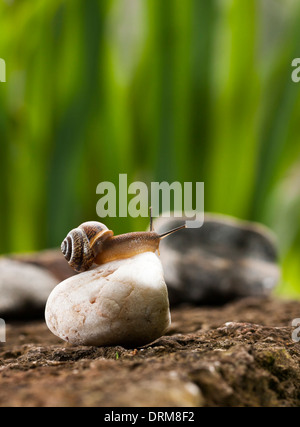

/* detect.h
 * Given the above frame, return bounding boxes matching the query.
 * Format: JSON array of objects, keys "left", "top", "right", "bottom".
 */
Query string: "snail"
[
  {"left": 45, "top": 213, "right": 186, "bottom": 347},
  {"left": 61, "top": 217, "right": 186, "bottom": 273}
]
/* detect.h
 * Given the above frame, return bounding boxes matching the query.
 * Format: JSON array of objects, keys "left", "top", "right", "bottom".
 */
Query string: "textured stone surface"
[
  {"left": 10, "top": 249, "right": 76, "bottom": 282},
  {"left": 0, "top": 259, "right": 58, "bottom": 319},
  {"left": 0, "top": 297, "right": 299, "bottom": 407},
  {"left": 46, "top": 252, "right": 171, "bottom": 347},
  {"left": 0, "top": 250, "right": 76, "bottom": 319},
  {"left": 154, "top": 214, "right": 280, "bottom": 305}
]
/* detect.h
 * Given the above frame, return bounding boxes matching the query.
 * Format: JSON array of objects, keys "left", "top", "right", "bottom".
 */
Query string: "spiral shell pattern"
[{"left": 61, "top": 222, "right": 113, "bottom": 273}]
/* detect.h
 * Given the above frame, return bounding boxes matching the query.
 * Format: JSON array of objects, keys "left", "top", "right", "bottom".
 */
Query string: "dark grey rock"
[
  {"left": 10, "top": 249, "right": 77, "bottom": 282},
  {"left": 154, "top": 214, "right": 280, "bottom": 306},
  {"left": 0, "top": 259, "right": 58, "bottom": 319}
]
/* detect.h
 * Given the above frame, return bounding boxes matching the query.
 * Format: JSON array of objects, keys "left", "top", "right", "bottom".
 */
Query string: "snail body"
[
  {"left": 94, "top": 231, "right": 160, "bottom": 266},
  {"left": 46, "top": 216, "right": 185, "bottom": 347}
]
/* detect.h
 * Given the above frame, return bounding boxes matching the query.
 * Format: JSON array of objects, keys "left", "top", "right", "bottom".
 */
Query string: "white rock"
[{"left": 45, "top": 252, "right": 171, "bottom": 347}]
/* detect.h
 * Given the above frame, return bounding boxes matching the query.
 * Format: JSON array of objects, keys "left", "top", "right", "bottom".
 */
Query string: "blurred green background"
[{"left": 0, "top": 0, "right": 299, "bottom": 296}]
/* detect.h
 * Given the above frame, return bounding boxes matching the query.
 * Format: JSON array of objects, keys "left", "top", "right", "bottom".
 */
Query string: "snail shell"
[{"left": 61, "top": 222, "right": 114, "bottom": 273}]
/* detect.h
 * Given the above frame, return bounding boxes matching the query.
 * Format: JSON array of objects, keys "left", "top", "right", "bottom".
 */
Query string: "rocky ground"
[{"left": 0, "top": 297, "right": 299, "bottom": 407}]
